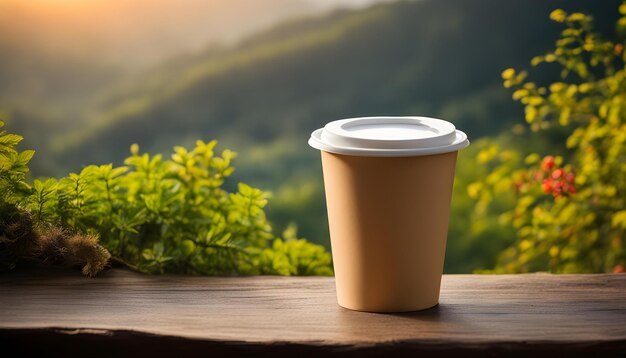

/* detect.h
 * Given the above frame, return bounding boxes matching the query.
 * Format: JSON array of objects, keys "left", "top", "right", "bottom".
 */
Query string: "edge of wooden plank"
[
  {"left": 2, "top": 266, "right": 625, "bottom": 281},
  {"left": 2, "top": 327, "right": 626, "bottom": 358}
]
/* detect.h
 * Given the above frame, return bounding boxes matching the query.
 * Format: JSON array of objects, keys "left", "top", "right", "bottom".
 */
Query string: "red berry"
[
  {"left": 552, "top": 169, "right": 564, "bottom": 179},
  {"left": 565, "top": 172, "right": 575, "bottom": 183},
  {"left": 542, "top": 179, "right": 553, "bottom": 193},
  {"left": 541, "top": 156, "right": 555, "bottom": 171},
  {"left": 534, "top": 171, "right": 544, "bottom": 181},
  {"left": 614, "top": 265, "right": 625, "bottom": 273},
  {"left": 568, "top": 185, "right": 576, "bottom": 194}
]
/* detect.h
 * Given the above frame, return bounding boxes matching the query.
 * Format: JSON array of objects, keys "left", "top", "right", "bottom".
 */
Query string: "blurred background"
[{"left": 1, "top": 0, "right": 621, "bottom": 273}]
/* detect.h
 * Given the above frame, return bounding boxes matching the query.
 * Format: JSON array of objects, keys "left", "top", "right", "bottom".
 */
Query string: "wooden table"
[{"left": 1, "top": 268, "right": 625, "bottom": 357}]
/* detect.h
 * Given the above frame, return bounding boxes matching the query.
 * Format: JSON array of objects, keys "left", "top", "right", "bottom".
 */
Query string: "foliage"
[
  {"left": 0, "top": 121, "right": 33, "bottom": 201},
  {"left": 0, "top": 121, "right": 111, "bottom": 275},
  {"left": 445, "top": 139, "right": 518, "bottom": 273},
  {"left": 0, "top": 121, "right": 332, "bottom": 276},
  {"left": 470, "top": 4, "right": 626, "bottom": 273},
  {"left": 256, "top": 223, "right": 333, "bottom": 276}
]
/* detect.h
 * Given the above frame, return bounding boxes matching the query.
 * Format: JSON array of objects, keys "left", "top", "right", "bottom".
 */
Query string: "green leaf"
[
  {"left": 180, "top": 240, "right": 196, "bottom": 256},
  {"left": 501, "top": 68, "right": 515, "bottom": 80},
  {"left": 153, "top": 242, "right": 164, "bottom": 257},
  {"left": 612, "top": 211, "right": 626, "bottom": 229},
  {"left": 238, "top": 182, "right": 253, "bottom": 196},
  {"left": 110, "top": 166, "right": 128, "bottom": 178},
  {"left": 0, "top": 133, "right": 23, "bottom": 147},
  {"left": 17, "top": 150, "right": 35, "bottom": 164}
]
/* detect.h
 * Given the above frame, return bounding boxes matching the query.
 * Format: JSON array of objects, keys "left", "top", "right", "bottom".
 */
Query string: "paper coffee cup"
[{"left": 309, "top": 117, "right": 469, "bottom": 312}]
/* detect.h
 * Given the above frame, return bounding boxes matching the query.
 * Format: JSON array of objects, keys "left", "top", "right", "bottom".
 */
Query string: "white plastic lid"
[{"left": 308, "top": 116, "right": 469, "bottom": 157}]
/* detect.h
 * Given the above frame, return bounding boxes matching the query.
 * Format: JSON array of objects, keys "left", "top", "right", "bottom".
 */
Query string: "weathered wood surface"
[{"left": 1, "top": 268, "right": 625, "bottom": 357}]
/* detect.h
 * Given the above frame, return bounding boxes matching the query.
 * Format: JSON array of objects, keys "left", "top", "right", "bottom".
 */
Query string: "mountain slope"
[{"left": 53, "top": 0, "right": 620, "bottom": 170}]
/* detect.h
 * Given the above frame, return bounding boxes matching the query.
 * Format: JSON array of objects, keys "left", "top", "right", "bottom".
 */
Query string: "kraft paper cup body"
[
  {"left": 309, "top": 116, "right": 469, "bottom": 313},
  {"left": 321, "top": 151, "right": 457, "bottom": 312}
]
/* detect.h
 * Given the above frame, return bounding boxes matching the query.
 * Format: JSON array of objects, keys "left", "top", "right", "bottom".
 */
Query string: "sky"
[{"left": 0, "top": 0, "right": 393, "bottom": 67}]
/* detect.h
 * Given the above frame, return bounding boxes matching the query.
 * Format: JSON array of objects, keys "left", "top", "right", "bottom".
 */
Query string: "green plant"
[
  {"left": 256, "top": 223, "right": 333, "bottom": 275},
  {"left": 0, "top": 121, "right": 111, "bottom": 275},
  {"left": 470, "top": 4, "right": 626, "bottom": 273},
  {"left": 0, "top": 121, "right": 332, "bottom": 276}
]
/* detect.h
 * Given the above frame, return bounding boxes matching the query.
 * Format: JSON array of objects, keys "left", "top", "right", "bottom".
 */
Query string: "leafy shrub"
[
  {"left": 0, "top": 121, "right": 111, "bottom": 275},
  {"left": 470, "top": 4, "right": 626, "bottom": 273},
  {"left": 0, "top": 121, "right": 332, "bottom": 276}
]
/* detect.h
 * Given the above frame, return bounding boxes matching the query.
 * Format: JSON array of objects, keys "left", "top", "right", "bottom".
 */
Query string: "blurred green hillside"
[{"left": 3, "top": 0, "right": 621, "bottom": 272}]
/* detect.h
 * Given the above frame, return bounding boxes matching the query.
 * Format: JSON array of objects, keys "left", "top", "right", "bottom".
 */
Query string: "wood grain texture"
[{"left": 1, "top": 268, "right": 625, "bottom": 356}]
